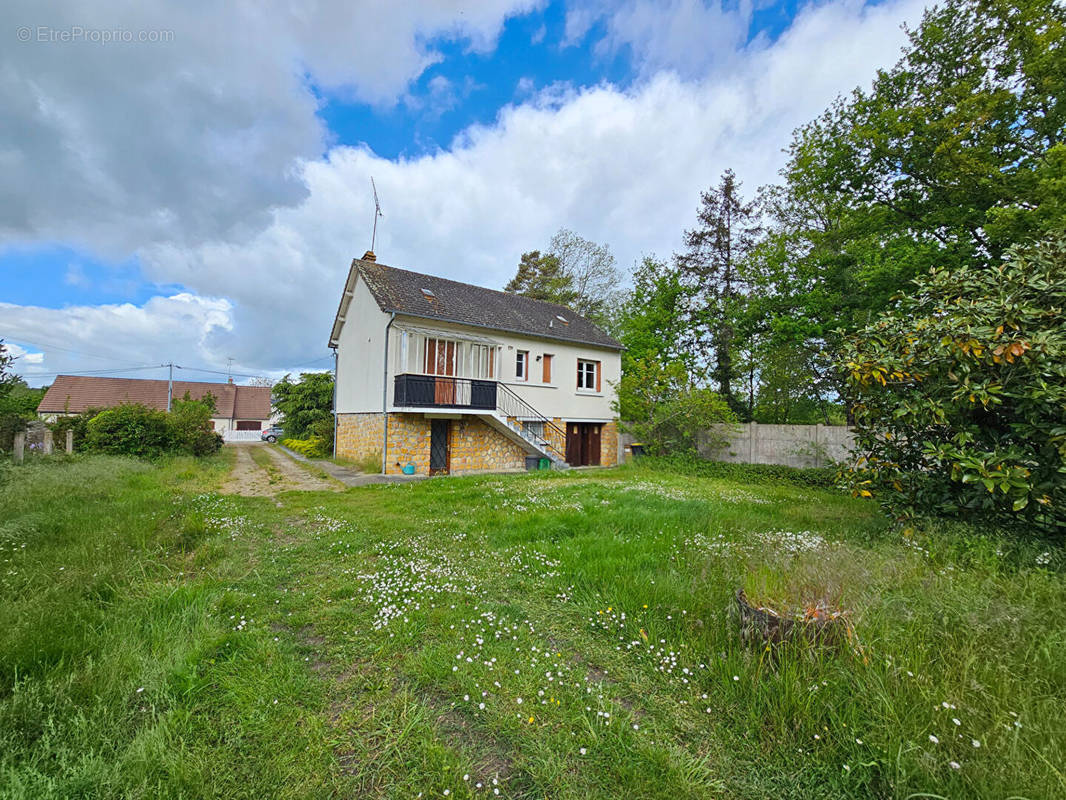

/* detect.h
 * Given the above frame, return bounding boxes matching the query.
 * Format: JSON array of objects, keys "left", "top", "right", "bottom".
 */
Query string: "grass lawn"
[{"left": 1, "top": 453, "right": 1064, "bottom": 799}]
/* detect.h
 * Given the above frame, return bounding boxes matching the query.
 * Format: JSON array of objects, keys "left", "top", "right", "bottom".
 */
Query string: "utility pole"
[{"left": 167, "top": 362, "right": 174, "bottom": 411}]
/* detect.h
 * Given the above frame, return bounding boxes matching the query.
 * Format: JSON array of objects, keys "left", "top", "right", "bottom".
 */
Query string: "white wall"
[
  {"left": 386, "top": 316, "right": 620, "bottom": 421},
  {"left": 334, "top": 276, "right": 389, "bottom": 413}
]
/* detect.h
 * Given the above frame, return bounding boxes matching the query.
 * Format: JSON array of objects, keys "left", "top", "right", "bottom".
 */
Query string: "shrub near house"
[
  {"left": 843, "top": 235, "right": 1066, "bottom": 529},
  {"left": 82, "top": 399, "right": 223, "bottom": 458}
]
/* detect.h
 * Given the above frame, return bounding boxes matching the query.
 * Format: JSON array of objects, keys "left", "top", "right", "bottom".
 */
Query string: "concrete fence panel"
[{"left": 621, "top": 423, "right": 855, "bottom": 468}]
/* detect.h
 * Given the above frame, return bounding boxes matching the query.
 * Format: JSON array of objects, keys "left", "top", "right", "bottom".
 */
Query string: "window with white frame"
[
  {"left": 577, "top": 359, "right": 598, "bottom": 391},
  {"left": 516, "top": 350, "right": 528, "bottom": 381},
  {"left": 397, "top": 331, "right": 499, "bottom": 380}
]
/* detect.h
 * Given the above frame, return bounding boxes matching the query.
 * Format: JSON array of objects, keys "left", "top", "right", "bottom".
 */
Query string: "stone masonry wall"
[
  {"left": 339, "top": 412, "right": 619, "bottom": 474},
  {"left": 448, "top": 416, "right": 528, "bottom": 474},
  {"left": 383, "top": 413, "right": 432, "bottom": 475},
  {"left": 336, "top": 412, "right": 384, "bottom": 464},
  {"left": 600, "top": 420, "right": 619, "bottom": 466}
]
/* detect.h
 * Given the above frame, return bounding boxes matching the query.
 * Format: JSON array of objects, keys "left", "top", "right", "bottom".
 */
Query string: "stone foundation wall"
[
  {"left": 448, "top": 417, "right": 528, "bottom": 474},
  {"left": 600, "top": 420, "right": 619, "bottom": 466},
  {"left": 383, "top": 413, "right": 432, "bottom": 475},
  {"left": 336, "top": 412, "right": 384, "bottom": 464},
  {"left": 338, "top": 412, "right": 621, "bottom": 474}
]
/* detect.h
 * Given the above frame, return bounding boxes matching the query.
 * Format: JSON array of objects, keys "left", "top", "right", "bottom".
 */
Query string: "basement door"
[
  {"left": 430, "top": 419, "right": 451, "bottom": 475},
  {"left": 565, "top": 423, "right": 601, "bottom": 467}
]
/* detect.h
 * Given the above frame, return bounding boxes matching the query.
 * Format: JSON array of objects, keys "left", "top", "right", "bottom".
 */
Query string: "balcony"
[{"left": 393, "top": 374, "right": 497, "bottom": 410}]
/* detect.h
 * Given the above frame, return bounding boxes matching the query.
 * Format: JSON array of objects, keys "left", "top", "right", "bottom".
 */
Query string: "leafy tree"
[
  {"left": 506, "top": 230, "right": 623, "bottom": 325},
  {"left": 504, "top": 250, "right": 576, "bottom": 306},
  {"left": 615, "top": 257, "right": 692, "bottom": 371},
  {"left": 0, "top": 341, "right": 47, "bottom": 450},
  {"left": 548, "top": 228, "right": 623, "bottom": 321},
  {"left": 753, "top": 0, "right": 1066, "bottom": 417},
  {"left": 614, "top": 358, "right": 735, "bottom": 456},
  {"left": 842, "top": 234, "right": 1066, "bottom": 530},
  {"left": 675, "top": 169, "right": 762, "bottom": 408},
  {"left": 0, "top": 340, "right": 14, "bottom": 402},
  {"left": 272, "top": 372, "right": 334, "bottom": 441}
]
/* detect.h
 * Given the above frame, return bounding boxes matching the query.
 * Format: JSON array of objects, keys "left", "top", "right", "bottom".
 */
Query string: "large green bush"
[
  {"left": 86, "top": 405, "right": 173, "bottom": 457},
  {"left": 81, "top": 400, "right": 222, "bottom": 458},
  {"left": 615, "top": 357, "right": 735, "bottom": 456},
  {"left": 169, "top": 397, "right": 224, "bottom": 456},
  {"left": 47, "top": 408, "right": 104, "bottom": 453},
  {"left": 842, "top": 235, "right": 1066, "bottom": 529}
]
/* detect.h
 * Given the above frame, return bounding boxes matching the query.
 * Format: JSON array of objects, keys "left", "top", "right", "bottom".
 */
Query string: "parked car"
[{"left": 260, "top": 426, "right": 284, "bottom": 443}]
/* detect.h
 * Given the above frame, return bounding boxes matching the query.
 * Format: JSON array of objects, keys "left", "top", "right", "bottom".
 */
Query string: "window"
[
  {"left": 516, "top": 350, "right": 528, "bottom": 381},
  {"left": 542, "top": 354, "right": 553, "bottom": 383},
  {"left": 577, "top": 359, "right": 599, "bottom": 391},
  {"left": 523, "top": 420, "right": 545, "bottom": 439},
  {"left": 470, "top": 343, "right": 496, "bottom": 379},
  {"left": 424, "top": 337, "right": 458, "bottom": 376}
]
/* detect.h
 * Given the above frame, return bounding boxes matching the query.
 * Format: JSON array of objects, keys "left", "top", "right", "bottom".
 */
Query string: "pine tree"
[{"left": 675, "top": 169, "right": 761, "bottom": 406}]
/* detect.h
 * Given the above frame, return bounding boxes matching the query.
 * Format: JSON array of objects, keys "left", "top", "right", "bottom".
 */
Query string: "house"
[
  {"left": 37, "top": 375, "right": 274, "bottom": 438},
  {"left": 330, "top": 251, "right": 623, "bottom": 475}
]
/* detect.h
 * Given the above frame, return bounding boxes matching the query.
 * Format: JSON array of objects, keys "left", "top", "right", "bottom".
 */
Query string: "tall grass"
[{"left": 1, "top": 455, "right": 1063, "bottom": 798}]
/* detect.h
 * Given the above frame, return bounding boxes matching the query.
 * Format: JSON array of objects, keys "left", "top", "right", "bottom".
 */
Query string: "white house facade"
[{"left": 329, "top": 252, "right": 623, "bottom": 475}]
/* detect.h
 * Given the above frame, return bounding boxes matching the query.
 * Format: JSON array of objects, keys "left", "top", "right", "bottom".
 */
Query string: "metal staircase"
[{"left": 488, "top": 383, "right": 569, "bottom": 469}]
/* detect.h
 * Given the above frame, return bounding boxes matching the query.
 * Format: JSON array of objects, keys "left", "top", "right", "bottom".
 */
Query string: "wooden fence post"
[
  {"left": 43, "top": 429, "right": 54, "bottom": 455},
  {"left": 66, "top": 429, "right": 74, "bottom": 454},
  {"left": 13, "top": 431, "right": 25, "bottom": 464}
]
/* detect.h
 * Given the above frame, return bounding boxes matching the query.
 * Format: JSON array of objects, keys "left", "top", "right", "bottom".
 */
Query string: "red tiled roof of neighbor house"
[{"left": 37, "top": 375, "right": 273, "bottom": 419}]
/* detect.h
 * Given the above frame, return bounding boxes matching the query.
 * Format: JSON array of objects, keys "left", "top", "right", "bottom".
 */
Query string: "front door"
[
  {"left": 430, "top": 419, "right": 451, "bottom": 475},
  {"left": 565, "top": 423, "right": 602, "bottom": 466}
]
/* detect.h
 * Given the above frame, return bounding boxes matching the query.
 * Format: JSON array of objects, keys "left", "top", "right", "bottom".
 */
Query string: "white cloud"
[
  {"left": 0, "top": 0, "right": 538, "bottom": 256},
  {"left": 1, "top": 293, "right": 241, "bottom": 383},
  {"left": 566, "top": 0, "right": 756, "bottom": 78},
  {"left": 5, "top": 342, "right": 45, "bottom": 365},
  {"left": 3, "top": 0, "right": 928, "bottom": 384}
]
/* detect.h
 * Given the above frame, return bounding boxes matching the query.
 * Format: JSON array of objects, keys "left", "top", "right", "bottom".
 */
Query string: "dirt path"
[{"left": 221, "top": 443, "right": 340, "bottom": 496}]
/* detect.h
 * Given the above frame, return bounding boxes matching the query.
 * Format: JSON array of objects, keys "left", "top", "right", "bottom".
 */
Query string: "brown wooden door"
[
  {"left": 566, "top": 423, "right": 581, "bottom": 465},
  {"left": 587, "top": 424, "right": 601, "bottom": 466},
  {"left": 565, "top": 423, "right": 601, "bottom": 466}
]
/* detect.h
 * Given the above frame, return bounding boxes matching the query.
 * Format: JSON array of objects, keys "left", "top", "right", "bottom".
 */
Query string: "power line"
[
  {"left": 18, "top": 364, "right": 168, "bottom": 380},
  {"left": 0, "top": 333, "right": 149, "bottom": 366},
  {"left": 173, "top": 364, "right": 267, "bottom": 380}
]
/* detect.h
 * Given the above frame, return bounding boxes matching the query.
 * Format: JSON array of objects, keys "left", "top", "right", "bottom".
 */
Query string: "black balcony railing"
[{"left": 393, "top": 374, "right": 497, "bottom": 409}]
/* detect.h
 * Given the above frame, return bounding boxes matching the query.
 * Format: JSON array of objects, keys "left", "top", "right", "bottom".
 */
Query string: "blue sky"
[{"left": 0, "top": 0, "right": 923, "bottom": 384}]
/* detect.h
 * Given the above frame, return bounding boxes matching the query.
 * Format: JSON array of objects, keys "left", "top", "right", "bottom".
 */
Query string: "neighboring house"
[
  {"left": 37, "top": 376, "right": 275, "bottom": 438},
  {"left": 329, "top": 251, "right": 623, "bottom": 475}
]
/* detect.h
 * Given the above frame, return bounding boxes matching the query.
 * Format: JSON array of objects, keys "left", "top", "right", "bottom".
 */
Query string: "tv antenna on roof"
[{"left": 370, "top": 177, "right": 384, "bottom": 252}]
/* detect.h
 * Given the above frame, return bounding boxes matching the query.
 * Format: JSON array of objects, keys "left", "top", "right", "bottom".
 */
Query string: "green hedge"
[{"left": 632, "top": 454, "right": 838, "bottom": 489}]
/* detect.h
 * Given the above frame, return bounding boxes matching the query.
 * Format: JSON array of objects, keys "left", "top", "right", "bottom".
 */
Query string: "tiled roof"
[
  {"left": 37, "top": 375, "right": 272, "bottom": 419},
  {"left": 331, "top": 257, "right": 622, "bottom": 350}
]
